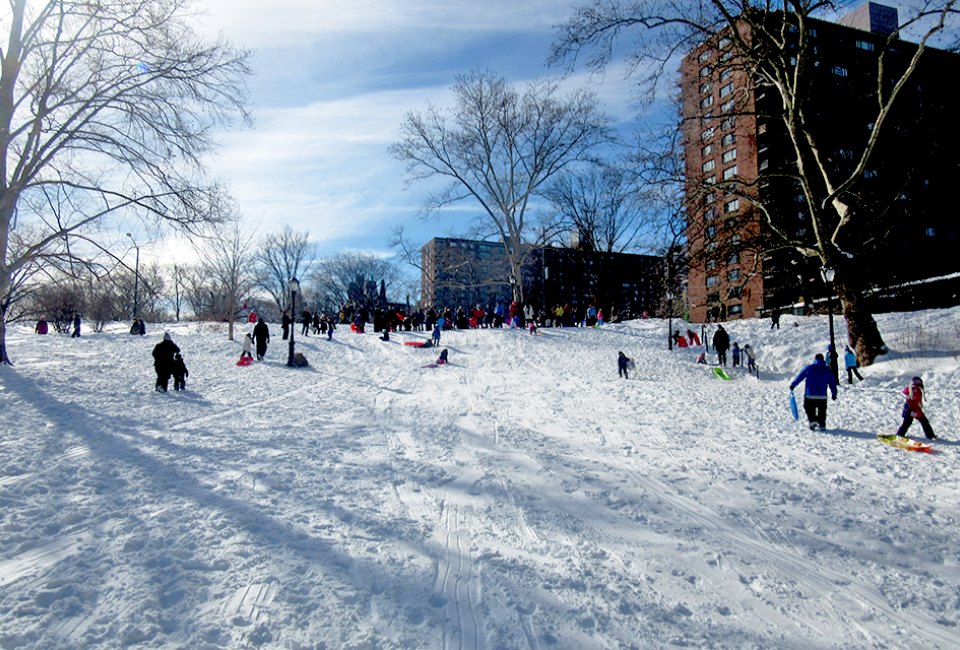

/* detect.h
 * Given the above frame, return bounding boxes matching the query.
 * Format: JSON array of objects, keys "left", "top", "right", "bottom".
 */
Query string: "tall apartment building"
[
  {"left": 421, "top": 237, "right": 663, "bottom": 319},
  {"left": 680, "top": 2, "right": 960, "bottom": 322}
]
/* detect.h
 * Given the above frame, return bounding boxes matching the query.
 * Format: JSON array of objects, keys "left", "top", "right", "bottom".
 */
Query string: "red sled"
[
  {"left": 404, "top": 341, "right": 426, "bottom": 347},
  {"left": 236, "top": 356, "right": 253, "bottom": 366}
]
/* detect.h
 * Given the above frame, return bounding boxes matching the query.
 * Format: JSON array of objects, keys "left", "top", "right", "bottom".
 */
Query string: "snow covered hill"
[{"left": 2, "top": 307, "right": 959, "bottom": 648}]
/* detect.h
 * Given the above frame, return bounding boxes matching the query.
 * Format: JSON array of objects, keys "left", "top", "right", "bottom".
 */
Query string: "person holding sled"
[
  {"left": 240, "top": 333, "right": 254, "bottom": 361},
  {"left": 152, "top": 332, "right": 180, "bottom": 392},
  {"left": 789, "top": 353, "right": 838, "bottom": 431},
  {"left": 253, "top": 317, "right": 270, "bottom": 360},
  {"left": 894, "top": 376, "right": 937, "bottom": 440}
]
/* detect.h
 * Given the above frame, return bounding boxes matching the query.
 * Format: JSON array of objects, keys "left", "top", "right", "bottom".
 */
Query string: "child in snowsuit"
[
  {"left": 617, "top": 351, "right": 632, "bottom": 379},
  {"left": 172, "top": 353, "right": 189, "bottom": 391},
  {"left": 844, "top": 346, "right": 863, "bottom": 384},
  {"left": 432, "top": 324, "right": 441, "bottom": 346},
  {"left": 789, "top": 353, "right": 838, "bottom": 431},
  {"left": 743, "top": 344, "right": 758, "bottom": 377},
  {"left": 436, "top": 348, "right": 449, "bottom": 365},
  {"left": 895, "top": 376, "right": 937, "bottom": 439},
  {"left": 731, "top": 342, "right": 741, "bottom": 367},
  {"left": 241, "top": 333, "right": 254, "bottom": 360}
]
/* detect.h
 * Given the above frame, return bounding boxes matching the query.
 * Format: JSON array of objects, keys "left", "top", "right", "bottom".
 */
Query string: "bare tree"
[
  {"left": 197, "top": 218, "right": 257, "bottom": 341},
  {"left": 390, "top": 70, "right": 610, "bottom": 304},
  {"left": 309, "top": 253, "right": 401, "bottom": 314},
  {"left": 552, "top": 0, "right": 960, "bottom": 364},
  {"left": 256, "top": 226, "right": 315, "bottom": 313},
  {"left": 543, "top": 162, "right": 655, "bottom": 253},
  {"left": 0, "top": 0, "right": 250, "bottom": 364}
]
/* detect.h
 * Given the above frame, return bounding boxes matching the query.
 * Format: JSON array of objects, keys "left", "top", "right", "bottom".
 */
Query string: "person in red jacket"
[{"left": 895, "top": 376, "right": 937, "bottom": 439}]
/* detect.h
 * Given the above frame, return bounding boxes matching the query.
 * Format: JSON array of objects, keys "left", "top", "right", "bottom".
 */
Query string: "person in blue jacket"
[
  {"left": 844, "top": 346, "right": 863, "bottom": 384},
  {"left": 789, "top": 353, "right": 838, "bottom": 431}
]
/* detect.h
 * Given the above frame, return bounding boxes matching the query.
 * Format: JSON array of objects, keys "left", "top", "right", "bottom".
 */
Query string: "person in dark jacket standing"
[
  {"left": 152, "top": 332, "right": 180, "bottom": 392},
  {"left": 281, "top": 311, "right": 291, "bottom": 340},
  {"left": 789, "top": 353, "right": 838, "bottom": 431},
  {"left": 712, "top": 325, "right": 730, "bottom": 366},
  {"left": 71, "top": 313, "right": 81, "bottom": 338},
  {"left": 253, "top": 317, "right": 270, "bottom": 360},
  {"left": 617, "top": 351, "right": 632, "bottom": 379}
]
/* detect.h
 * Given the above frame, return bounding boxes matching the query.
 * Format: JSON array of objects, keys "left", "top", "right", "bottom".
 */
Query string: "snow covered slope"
[{"left": 1, "top": 307, "right": 959, "bottom": 648}]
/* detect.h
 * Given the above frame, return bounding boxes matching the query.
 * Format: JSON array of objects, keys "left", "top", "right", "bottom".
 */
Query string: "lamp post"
[
  {"left": 666, "top": 290, "right": 674, "bottom": 350},
  {"left": 126, "top": 233, "right": 140, "bottom": 318},
  {"left": 287, "top": 277, "right": 300, "bottom": 367},
  {"left": 820, "top": 266, "right": 839, "bottom": 382}
]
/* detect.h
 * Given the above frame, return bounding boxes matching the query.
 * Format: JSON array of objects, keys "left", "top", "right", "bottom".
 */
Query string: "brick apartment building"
[{"left": 680, "top": 2, "right": 960, "bottom": 322}]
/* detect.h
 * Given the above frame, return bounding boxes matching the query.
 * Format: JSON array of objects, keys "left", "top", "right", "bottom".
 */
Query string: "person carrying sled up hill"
[
  {"left": 789, "top": 353, "right": 838, "bottom": 431},
  {"left": 241, "top": 333, "right": 254, "bottom": 361},
  {"left": 895, "top": 376, "right": 937, "bottom": 440},
  {"left": 617, "top": 351, "right": 633, "bottom": 379},
  {"left": 152, "top": 332, "right": 180, "bottom": 392}
]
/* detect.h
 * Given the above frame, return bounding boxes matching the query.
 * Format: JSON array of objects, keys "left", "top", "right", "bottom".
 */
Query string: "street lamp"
[
  {"left": 126, "top": 233, "right": 140, "bottom": 319},
  {"left": 666, "top": 290, "right": 674, "bottom": 350},
  {"left": 287, "top": 277, "right": 300, "bottom": 367},
  {"left": 820, "top": 266, "right": 839, "bottom": 382}
]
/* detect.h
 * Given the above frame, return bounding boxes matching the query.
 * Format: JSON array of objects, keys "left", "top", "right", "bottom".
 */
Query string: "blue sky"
[{"left": 177, "top": 0, "right": 645, "bottom": 264}]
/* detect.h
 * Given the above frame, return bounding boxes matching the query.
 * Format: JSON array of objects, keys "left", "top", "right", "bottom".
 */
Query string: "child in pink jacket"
[{"left": 895, "top": 376, "right": 937, "bottom": 439}]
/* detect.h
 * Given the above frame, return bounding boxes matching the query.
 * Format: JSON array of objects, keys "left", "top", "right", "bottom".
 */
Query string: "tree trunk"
[
  {"left": 836, "top": 281, "right": 887, "bottom": 366},
  {"left": 0, "top": 308, "right": 10, "bottom": 366}
]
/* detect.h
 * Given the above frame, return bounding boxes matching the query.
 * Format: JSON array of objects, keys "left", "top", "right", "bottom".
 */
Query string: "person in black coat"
[
  {"left": 617, "top": 351, "right": 632, "bottom": 379},
  {"left": 71, "top": 313, "right": 81, "bottom": 338},
  {"left": 712, "top": 325, "right": 730, "bottom": 366},
  {"left": 253, "top": 317, "right": 270, "bottom": 360},
  {"left": 171, "top": 353, "right": 189, "bottom": 391},
  {"left": 152, "top": 332, "right": 180, "bottom": 392},
  {"left": 281, "top": 311, "right": 291, "bottom": 340}
]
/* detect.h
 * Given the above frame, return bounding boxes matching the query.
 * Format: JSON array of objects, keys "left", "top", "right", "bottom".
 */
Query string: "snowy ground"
[{"left": 1, "top": 307, "right": 959, "bottom": 649}]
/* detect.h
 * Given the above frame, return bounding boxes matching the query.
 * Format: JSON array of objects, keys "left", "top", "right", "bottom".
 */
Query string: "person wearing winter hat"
[
  {"left": 152, "top": 332, "right": 180, "bottom": 392},
  {"left": 895, "top": 376, "right": 937, "bottom": 440},
  {"left": 844, "top": 346, "right": 863, "bottom": 384},
  {"left": 789, "top": 353, "right": 838, "bottom": 431}
]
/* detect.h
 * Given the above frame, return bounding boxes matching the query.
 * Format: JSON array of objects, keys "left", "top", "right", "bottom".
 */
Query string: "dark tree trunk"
[{"left": 836, "top": 280, "right": 887, "bottom": 367}]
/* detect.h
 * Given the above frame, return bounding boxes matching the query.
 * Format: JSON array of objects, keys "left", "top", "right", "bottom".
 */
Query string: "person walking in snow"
[
  {"left": 301, "top": 309, "right": 312, "bottom": 337},
  {"left": 844, "top": 346, "right": 863, "bottom": 384},
  {"left": 253, "top": 317, "right": 270, "bottom": 360},
  {"left": 894, "top": 376, "right": 937, "bottom": 440},
  {"left": 712, "top": 325, "right": 730, "bottom": 366},
  {"left": 743, "top": 344, "right": 758, "bottom": 378},
  {"left": 35, "top": 317, "right": 48, "bottom": 335},
  {"left": 281, "top": 310, "right": 291, "bottom": 340},
  {"left": 789, "top": 353, "right": 838, "bottom": 431},
  {"left": 617, "top": 351, "right": 633, "bottom": 379},
  {"left": 326, "top": 316, "right": 335, "bottom": 340},
  {"left": 71, "top": 313, "right": 82, "bottom": 338},
  {"left": 171, "top": 352, "right": 189, "bottom": 391},
  {"left": 432, "top": 323, "right": 441, "bottom": 347},
  {"left": 731, "top": 342, "right": 741, "bottom": 367},
  {"left": 152, "top": 332, "right": 180, "bottom": 392},
  {"left": 240, "top": 333, "right": 254, "bottom": 361}
]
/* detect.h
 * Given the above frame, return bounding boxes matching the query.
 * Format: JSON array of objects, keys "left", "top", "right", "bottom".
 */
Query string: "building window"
[
  {"left": 706, "top": 258, "right": 717, "bottom": 270},
  {"left": 720, "top": 98, "right": 734, "bottom": 112},
  {"left": 721, "top": 116, "right": 736, "bottom": 130},
  {"left": 720, "top": 68, "right": 734, "bottom": 82},
  {"left": 728, "top": 304, "right": 743, "bottom": 316},
  {"left": 706, "top": 275, "right": 720, "bottom": 288},
  {"left": 832, "top": 66, "right": 849, "bottom": 77},
  {"left": 856, "top": 40, "right": 875, "bottom": 51},
  {"left": 722, "top": 165, "right": 738, "bottom": 180},
  {"left": 704, "top": 207, "right": 717, "bottom": 221},
  {"left": 724, "top": 198, "right": 739, "bottom": 212},
  {"left": 700, "top": 65, "right": 712, "bottom": 77},
  {"left": 705, "top": 192, "right": 717, "bottom": 204},
  {"left": 722, "top": 149, "right": 737, "bottom": 163},
  {"left": 728, "top": 252, "right": 739, "bottom": 265},
  {"left": 926, "top": 227, "right": 936, "bottom": 236},
  {"left": 721, "top": 50, "right": 734, "bottom": 62},
  {"left": 701, "top": 127, "right": 716, "bottom": 141},
  {"left": 700, "top": 81, "right": 713, "bottom": 94},
  {"left": 699, "top": 50, "right": 711, "bottom": 63},
  {"left": 701, "top": 95, "right": 715, "bottom": 109},
  {"left": 838, "top": 148, "right": 854, "bottom": 159},
  {"left": 719, "top": 37, "right": 731, "bottom": 49},
  {"left": 728, "top": 286, "right": 742, "bottom": 298},
  {"left": 721, "top": 132, "right": 736, "bottom": 147},
  {"left": 719, "top": 82, "right": 734, "bottom": 98},
  {"left": 863, "top": 169, "right": 877, "bottom": 179},
  {"left": 705, "top": 175, "right": 717, "bottom": 185},
  {"left": 702, "top": 159, "right": 715, "bottom": 172},
  {"left": 759, "top": 159, "right": 769, "bottom": 170},
  {"left": 702, "top": 144, "right": 714, "bottom": 157},
  {"left": 728, "top": 269, "right": 740, "bottom": 281}
]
